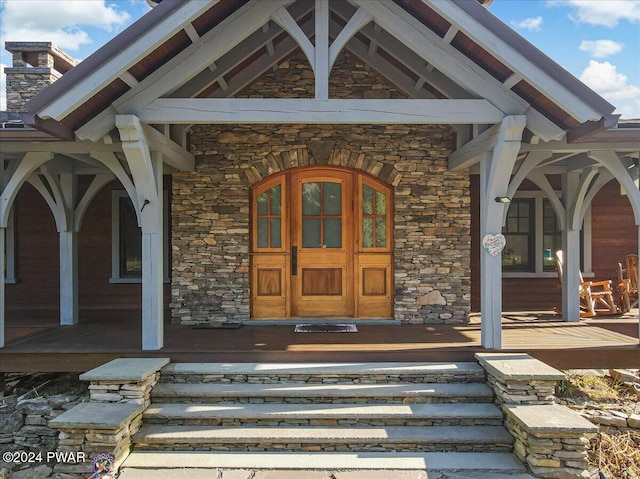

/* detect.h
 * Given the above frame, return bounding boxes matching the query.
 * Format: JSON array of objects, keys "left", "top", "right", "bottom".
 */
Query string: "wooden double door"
[{"left": 251, "top": 167, "right": 393, "bottom": 319}]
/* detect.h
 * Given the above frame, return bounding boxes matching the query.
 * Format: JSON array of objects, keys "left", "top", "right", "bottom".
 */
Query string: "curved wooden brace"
[
  {"left": 0, "top": 152, "right": 53, "bottom": 227},
  {"left": 271, "top": 6, "right": 316, "bottom": 72},
  {"left": 116, "top": 115, "right": 162, "bottom": 234},
  {"left": 589, "top": 150, "right": 640, "bottom": 225},
  {"left": 578, "top": 170, "right": 614, "bottom": 229},
  {"left": 90, "top": 151, "right": 141, "bottom": 226},
  {"left": 569, "top": 167, "right": 599, "bottom": 231},
  {"left": 26, "top": 174, "right": 67, "bottom": 232},
  {"left": 40, "top": 168, "right": 71, "bottom": 230},
  {"left": 527, "top": 170, "right": 566, "bottom": 230},
  {"left": 483, "top": 115, "right": 527, "bottom": 233},
  {"left": 328, "top": 7, "right": 373, "bottom": 70},
  {"left": 502, "top": 151, "right": 551, "bottom": 224},
  {"left": 74, "top": 174, "right": 116, "bottom": 232}
]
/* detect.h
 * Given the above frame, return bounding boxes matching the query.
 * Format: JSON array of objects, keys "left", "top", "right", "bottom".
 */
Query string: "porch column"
[
  {"left": 479, "top": 116, "right": 526, "bottom": 349},
  {"left": 116, "top": 115, "right": 164, "bottom": 350},
  {"left": 561, "top": 172, "right": 582, "bottom": 322},
  {"left": 59, "top": 173, "right": 79, "bottom": 325},
  {"left": 140, "top": 155, "right": 164, "bottom": 351}
]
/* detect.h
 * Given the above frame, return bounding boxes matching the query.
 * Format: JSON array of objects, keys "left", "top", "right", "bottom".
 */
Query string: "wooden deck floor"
[{"left": 2, "top": 310, "right": 638, "bottom": 372}]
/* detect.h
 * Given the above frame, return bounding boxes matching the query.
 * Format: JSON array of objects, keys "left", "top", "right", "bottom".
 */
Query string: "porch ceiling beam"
[
  {"left": 139, "top": 124, "right": 195, "bottom": 172},
  {"left": 448, "top": 122, "right": 502, "bottom": 171},
  {"left": 0, "top": 142, "right": 122, "bottom": 154},
  {"left": 425, "top": 0, "right": 604, "bottom": 122},
  {"left": 520, "top": 141, "right": 640, "bottom": 153},
  {"left": 37, "top": 0, "right": 217, "bottom": 121},
  {"left": 350, "top": 0, "right": 565, "bottom": 141},
  {"left": 138, "top": 98, "right": 505, "bottom": 124}
]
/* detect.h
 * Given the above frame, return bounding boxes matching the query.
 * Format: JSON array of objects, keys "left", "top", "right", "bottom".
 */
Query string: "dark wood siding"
[
  {"left": 9, "top": 184, "right": 59, "bottom": 311},
  {"left": 7, "top": 179, "right": 171, "bottom": 315},
  {"left": 471, "top": 176, "right": 637, "bottom": 312}
]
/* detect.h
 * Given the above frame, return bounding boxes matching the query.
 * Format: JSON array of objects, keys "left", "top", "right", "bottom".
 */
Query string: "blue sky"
[{"left": 1, "top": 0, "right": 639, "bottom": 118}]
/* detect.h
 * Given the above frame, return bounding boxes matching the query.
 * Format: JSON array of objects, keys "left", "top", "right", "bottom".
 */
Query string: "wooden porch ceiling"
[{"left": 2, "top": 310, "right": 637, "bottom": 372}]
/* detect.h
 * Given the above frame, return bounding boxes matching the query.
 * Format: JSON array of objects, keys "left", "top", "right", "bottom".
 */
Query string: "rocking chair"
[
  {"left": 555, "top": 251, "right": 618, "bottom": 317},
  {"left": 617, "top": 254, "right": 639, "bottom": 312}
]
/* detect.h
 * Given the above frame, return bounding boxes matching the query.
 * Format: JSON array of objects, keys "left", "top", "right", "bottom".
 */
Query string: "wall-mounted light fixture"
[{"left": 494, "top": 196, "right": 511, "bottom": 204}]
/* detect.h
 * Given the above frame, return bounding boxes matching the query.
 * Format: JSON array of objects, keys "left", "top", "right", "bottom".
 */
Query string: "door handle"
[{"left": 291, "top": 246, "right": 298, "bottom": 276}]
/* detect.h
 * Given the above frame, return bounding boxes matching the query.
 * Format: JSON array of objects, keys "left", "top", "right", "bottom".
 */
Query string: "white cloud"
[
  {"left": 0, "top": 0, "right": 130, "bottom": 51},
  {"left": 580, "top": 61, "right": 640, "bottom": 118},
  {"left": 0, "top": 63, "right": 6, "bottom": 111},
  {"left": 579, "top": 40, "right": 624, "bottom": 59},
  {"left": 547, "top": 0, "right": 640, "bottom": 27},
  {"left": 511, "top": 16, "right": 543, "bottom": 32}
]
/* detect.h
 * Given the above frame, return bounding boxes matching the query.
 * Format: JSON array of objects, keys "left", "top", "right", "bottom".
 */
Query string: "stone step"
[
  {"left": 119, "top": 451, "right": 527, "bottom": 478},
  {"left": 133, "top": 424, "right": 513, "bottom": 452},
  {"left": 151, "top": 381, "right": 493, "bottom": 404},
  {"left": 160, "top": 362, "right": 486, "bottom": 384},
  {"left": 143, "top": 402, "right": 504, "bottom": 426}
]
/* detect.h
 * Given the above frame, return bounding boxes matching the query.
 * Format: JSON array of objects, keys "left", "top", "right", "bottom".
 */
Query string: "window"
[
  {"left": 111, "top": 191, "right": 170, "bottom": 283},
  {"left": 501, "top": 194, "right": 591, "bottom": 276},
  {"left": 502, "top": 199, "right": 534, "bottom": 271},
  {"left": 361, "top": 183, "right": 389, "bottom": 249}
]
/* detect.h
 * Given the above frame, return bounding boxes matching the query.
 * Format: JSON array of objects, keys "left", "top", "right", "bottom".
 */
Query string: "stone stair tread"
[
  {"left": 119, "top": 470, "right": 536, "bottom": 479},
  {"left": 144, "top": 402, "right": 503, "bottom": 420},
  {"left": 161, "top": 362, "right": 484, "bottom": 377},
  {"left": 121, "top": 450, "right": 526, "bottom": 472},
  {"left": 152, "top": 381, "right": 492, "bottom": 399},
  {"left": 135, "top": 424, "right": 513, "bottom": 444}
]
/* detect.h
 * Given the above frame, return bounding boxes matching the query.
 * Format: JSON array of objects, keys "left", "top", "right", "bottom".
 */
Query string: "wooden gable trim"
[
  {"left": 30, "top": 0, "right": 217, "bottom": 122},
  {"left": 192, "top": 0, "right": 251, "bottom": 37},
  {"left": 351, "top": 0, "right": 564, "bottom": 141},
  {"left": 447, "top": 0, "right": 616, "bottom": 123},
  {"left": 449, "top": 31, "right": 512, "bottom": 83},
  {"left": 127, "top": 30, "right": 192, "bottom": 82},
  {"left": 511, "top": 80, "right": 580, "bottom": 130}
]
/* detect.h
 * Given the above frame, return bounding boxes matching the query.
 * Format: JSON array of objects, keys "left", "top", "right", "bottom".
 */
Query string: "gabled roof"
[{"left": 23, "top": 0, "right": 618, "bottom": 143}]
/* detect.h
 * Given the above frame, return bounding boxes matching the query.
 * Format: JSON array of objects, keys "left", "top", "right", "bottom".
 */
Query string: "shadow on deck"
[{"left": 1, "top": 309, "right": 638, "bottom": 372}]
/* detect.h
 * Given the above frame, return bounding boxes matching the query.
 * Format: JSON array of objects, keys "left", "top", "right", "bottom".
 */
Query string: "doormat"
[{"left": 294, "top": 323, "right": 358, "bottom": 333}]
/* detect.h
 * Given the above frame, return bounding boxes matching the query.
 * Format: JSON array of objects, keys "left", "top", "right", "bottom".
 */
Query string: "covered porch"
[
  {"left": 1, "top": 309, "right": 638, "bottom": 373},
  {"left": 2, "top": 0, "right": 639, "bottom": 356}
]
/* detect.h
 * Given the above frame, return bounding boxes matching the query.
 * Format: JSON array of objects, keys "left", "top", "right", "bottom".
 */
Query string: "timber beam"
[{"left": 138, "top": 98, "right": 505, "bottom": 124}]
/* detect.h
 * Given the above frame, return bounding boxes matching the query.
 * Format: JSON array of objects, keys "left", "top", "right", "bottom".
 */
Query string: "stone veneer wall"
[{"left": 171, "top": 52, "right": 471, "bottom": 325}]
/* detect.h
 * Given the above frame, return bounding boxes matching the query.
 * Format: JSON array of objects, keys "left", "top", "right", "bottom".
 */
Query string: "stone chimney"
[{"left": 4, "top": 42, "right": 77, "bottom": 112}]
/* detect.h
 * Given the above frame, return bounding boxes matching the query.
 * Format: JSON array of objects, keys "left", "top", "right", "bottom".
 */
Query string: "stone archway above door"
[{"left": 240, "top": 146, "right": 403, "bottom": 188}]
